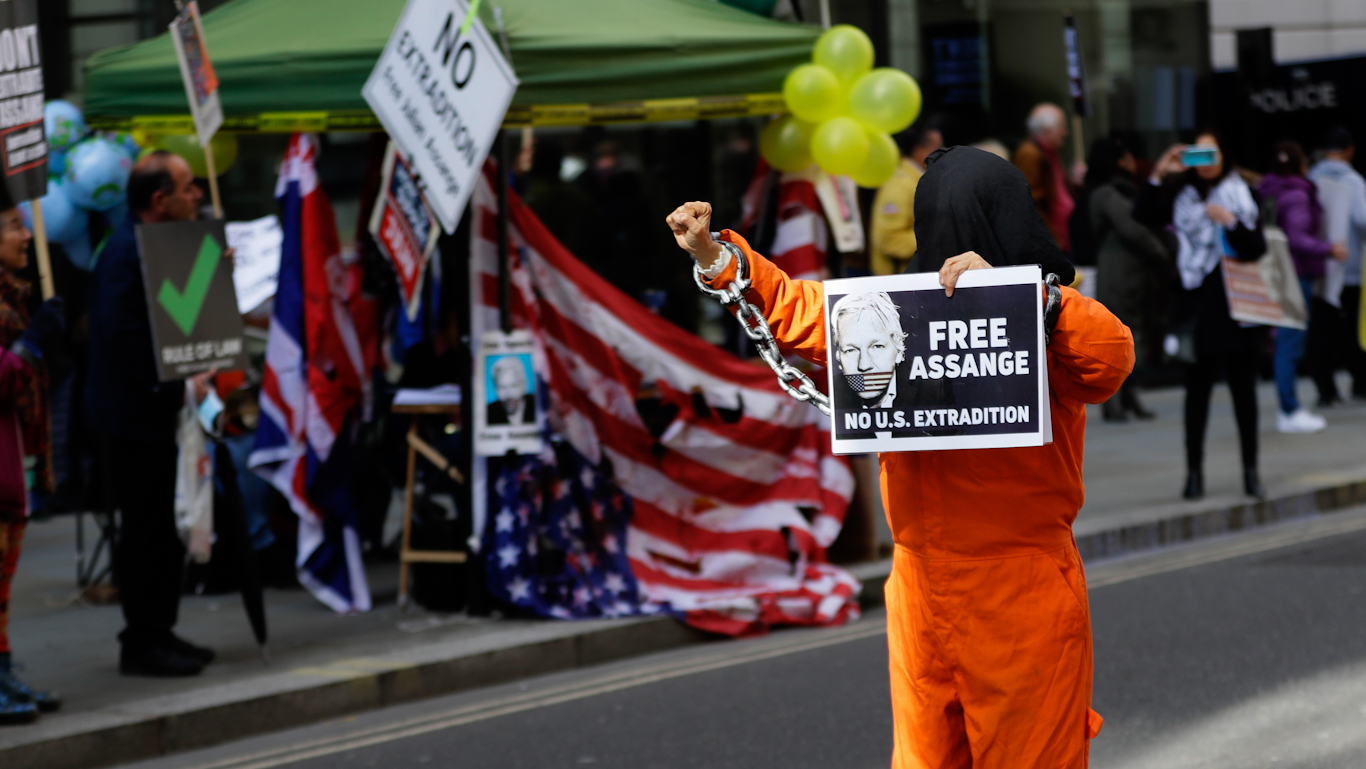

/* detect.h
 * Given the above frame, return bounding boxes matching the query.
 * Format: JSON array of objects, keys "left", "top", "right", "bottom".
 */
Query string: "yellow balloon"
[
  {"left": 811, "top": 117, "right": 869, "bottom": 177},
  {"left": 760, "top": 116, "right": 815, "bottom": 173},
  {"left": 783, "top": 64, "right": 844, "bottom": 124},
  {"left": 851, "top": 129, "right": 899, "bottom": 188},
  {"left": 814, "top": 25, "right": 874, "bottom": 86},
  {"left": 156, "top": 133, "right": 239, "bottom": 178},
  {"left": 849, "top": 68, "right": 923, "bottom": 134}
]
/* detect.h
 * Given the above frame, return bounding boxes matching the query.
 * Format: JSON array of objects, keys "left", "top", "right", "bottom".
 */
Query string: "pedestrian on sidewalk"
[
  {"left": 1014, "top": 103, "right": 1084, "bottom": 257},
  {"left": 87, "top": 151, "right": 218, "bottom": 677},
  {"left": 1087, "top": 133, "right": 1169, "bottom": 422},
  {"left": 1135, "top": 133, "right": 1267, "bottom": 499},
  {"left": 0, "top": 184, "right": 65, "bottom": 723},
  {"left": 1307, "top": 126, "right": 1366, "bottom": 403},
  {"left": 868, "top": 121, "right": 943, "bottom": 276},
  {"left": 1257, "top": 141, "right": 1339, "bottom": 434},
  {"left": 669, "top": 146, "right": 1132, "bottom": 768}
]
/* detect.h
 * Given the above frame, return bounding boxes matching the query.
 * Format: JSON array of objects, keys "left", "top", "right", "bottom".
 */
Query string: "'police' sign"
[
  {"left": 362, "top": 0, "right": 519, "bottom": 235},
  {"left": 823, "top": 266, "right": 1049, "bottom": 454}
]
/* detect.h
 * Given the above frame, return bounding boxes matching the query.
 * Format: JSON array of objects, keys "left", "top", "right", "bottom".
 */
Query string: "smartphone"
[{"left": 1181, "top": 147, "right": 1218, "bottom": 167}]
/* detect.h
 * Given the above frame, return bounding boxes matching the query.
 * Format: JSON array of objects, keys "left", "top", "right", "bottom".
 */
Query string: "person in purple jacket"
[{"left": 1258, "top": 141, "right": 1347, "bottom": 433}]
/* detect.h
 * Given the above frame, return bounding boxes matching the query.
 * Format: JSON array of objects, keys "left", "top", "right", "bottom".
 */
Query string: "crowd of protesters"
[{"left": 1013, "top": 104, "right": 1366, "bottom": 502}]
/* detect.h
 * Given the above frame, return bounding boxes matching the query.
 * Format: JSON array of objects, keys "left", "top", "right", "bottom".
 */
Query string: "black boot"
[
  {"left": 1182, "top": 469, "right": 1204, "bottom": 500},
  {"left": 1123, "top": 388, "right": 1156, "bottom": 420},
  {"left": 1102, "top": 398, "right": 1129, "bottom": 423},
  {"left": 1244, "top": 468, "right": 1266, "bottom": 499}
]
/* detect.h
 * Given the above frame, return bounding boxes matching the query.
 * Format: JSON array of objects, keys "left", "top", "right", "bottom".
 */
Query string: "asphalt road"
[{"left": 116, "top": 507, "right": 1366, "bottom": 769}]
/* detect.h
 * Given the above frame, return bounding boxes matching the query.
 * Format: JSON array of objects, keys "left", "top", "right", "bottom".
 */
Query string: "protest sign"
[
  {"left": 225, "top": 215, "right": 282, "bottom": 314},
  {"left": 368, "top": 143, "right": 439, "bottom": 320},
  {"left": 362, "top": 0, "right": 519, "bottom": 234},
  {"left": 0, "top": 0, "right": 46, "bottom": 204},
  {"left": 823, "top": 266, "right": 1048, "bottom": 454},
  {"left": 137, "top": 220, "right": 249, "bottom": 381},
  {"left": 474, "top": 329, "right": 543, "bottom": 456},
  {"left": 169, "top": 1, "right": 222, "bottom": 145}
]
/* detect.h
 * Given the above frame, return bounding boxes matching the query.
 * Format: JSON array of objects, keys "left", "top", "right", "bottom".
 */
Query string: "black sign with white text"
[
  {"left": 137, "top": 220, "right": 249, "bottom": 381},
  {"left": 823, "top": 266, "right": 1048, "bottom": 454},
  {"left": 0, "top": 0, "right": 45, "bottom": 204}
]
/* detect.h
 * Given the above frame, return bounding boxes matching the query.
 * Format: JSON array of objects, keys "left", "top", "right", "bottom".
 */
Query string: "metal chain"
[
  {"left": 693, "top": 238, "right": 832, "bottom": 416},
  {"left": 692, "top": 238, "right": 1064, "bottom": 418}
]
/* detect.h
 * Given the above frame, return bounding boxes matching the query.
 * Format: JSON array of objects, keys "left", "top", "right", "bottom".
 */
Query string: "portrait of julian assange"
[
  {"left": 487, "top": 355, "right": 537, "bottom": 426},
  {"left": 830, "top": 291, "right": 909, "bottom": 411}
]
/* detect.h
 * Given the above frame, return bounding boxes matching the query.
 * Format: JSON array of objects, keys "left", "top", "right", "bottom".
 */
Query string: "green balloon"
[
  {"left": 783, "top": 64, "right": 844, "bottom": 124},
  {"left": 814, "top": 25, "right": 874, "bottom": 86},
  {"left": 155, "top": 133, "right": 239, "bottom": 178},
  {"left": 849, "top": 68, "right": 923, "bottom": 134},
  {"left": 851, "top": 129, "right": 899, "bottom": 188},
  {"left": 811, "top": 117, "right": 869, "bottom": 177},
  {"left": 760, "top": 115, "right": 815, "bottom": 173}
]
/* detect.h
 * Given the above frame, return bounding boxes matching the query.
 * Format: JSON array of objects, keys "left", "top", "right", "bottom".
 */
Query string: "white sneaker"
[{"left": 1278, "top": 408, "right": 1327, "bottom": 433}]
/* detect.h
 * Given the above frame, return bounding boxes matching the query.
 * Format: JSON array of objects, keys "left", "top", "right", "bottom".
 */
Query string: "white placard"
[
  {"left": 362, "top": 0, "right": 519, "bottom": 234},
  {"left": 169, "top": 1, "right": 223, "bottom": 146},
  {"left": 474, "top": 329, "right": 544, "bottom": 456},
  {"left": 823, "top": 266, "right": 1047, "bottom": 454},
  {"left": 225, "top": 215, "right": 282, "bottom": 314}
]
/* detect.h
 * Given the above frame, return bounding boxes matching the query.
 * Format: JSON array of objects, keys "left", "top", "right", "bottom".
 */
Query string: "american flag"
[
  {"left": 740, "top": 159, "right": 827, "bottom": 281},
  {"left": 250, "top": 134, "right": 376, "bottom": 614},
  {"left": 472, "top": 167, "right": 859, "bottom": 636},
  {"left": 846, "top": 372, "right": 895, "bottom": 398}
]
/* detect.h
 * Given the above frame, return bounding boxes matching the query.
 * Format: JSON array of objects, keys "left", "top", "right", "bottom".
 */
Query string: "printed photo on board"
[
  {"left": 487, "top": 354, "right": 536, "bottom": 426},
  {"left": 824, "top": 266, "right": 1048, "bottom": 453}
]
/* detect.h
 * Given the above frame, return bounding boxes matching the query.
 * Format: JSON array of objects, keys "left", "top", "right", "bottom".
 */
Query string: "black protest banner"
[
  {"left": 0, "top": 0, "right": 45, "bottom": 203},
  {"left": 137, "top": 220, "right": 248, "bottom": 381},
  {"left": 823, "top": 266, "right": 1048, "bottom": 454}
]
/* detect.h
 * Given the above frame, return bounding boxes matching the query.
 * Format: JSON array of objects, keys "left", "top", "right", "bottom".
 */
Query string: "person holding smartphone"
[{"left": 1134, "top": 132, "right": 1267, "bottom": 500}]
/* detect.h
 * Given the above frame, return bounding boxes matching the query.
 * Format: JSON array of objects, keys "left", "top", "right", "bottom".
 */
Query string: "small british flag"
[{"left": 846, "top": 372, "right": 895, "bottom": 398}]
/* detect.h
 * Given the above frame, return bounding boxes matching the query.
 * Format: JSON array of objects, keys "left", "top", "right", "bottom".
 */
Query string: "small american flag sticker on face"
[{"left": 846, "top": 371, "right": 894, "bottom": 397}]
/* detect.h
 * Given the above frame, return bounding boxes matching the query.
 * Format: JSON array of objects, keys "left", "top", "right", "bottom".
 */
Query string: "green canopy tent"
[{"left": 82, "top": 0, "right": 817, "bottom": 132}]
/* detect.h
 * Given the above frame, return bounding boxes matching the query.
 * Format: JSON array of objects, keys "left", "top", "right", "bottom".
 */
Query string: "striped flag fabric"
[
  {"left": 739, "top": 160, "right": 828, "bottom": 282},
  {"left": 250, "top": 134, "right": 374, "bottom": 614},
  {"left": 472, "top": 167, "right": 859, "bottom": 636},
  {"left": 846, "top": 372, "right": 894, "bottom": 398}
]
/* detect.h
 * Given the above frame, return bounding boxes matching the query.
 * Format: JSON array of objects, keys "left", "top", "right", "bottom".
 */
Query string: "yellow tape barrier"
[{"left": 86, "top": 93, "right": 788, "bottom": 134}]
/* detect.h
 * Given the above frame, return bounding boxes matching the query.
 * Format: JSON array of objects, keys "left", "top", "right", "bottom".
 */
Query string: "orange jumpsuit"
[{"left": 709, "top": 231, "right": 1134, "bottom": 768}]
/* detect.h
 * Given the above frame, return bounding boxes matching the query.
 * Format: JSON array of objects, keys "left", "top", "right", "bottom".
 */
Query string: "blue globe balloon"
[
  {"left": 19, "top": 181, "right": 92, "bottom": 270},
  {"left": 44, "top": 100, "right": 86, "bottom": 154},
  {"left": 63, "top": 138, "right": 133, "bottom": 211},
  {"left": 47, "top": 149, "right": 67, "bottom": 177}
]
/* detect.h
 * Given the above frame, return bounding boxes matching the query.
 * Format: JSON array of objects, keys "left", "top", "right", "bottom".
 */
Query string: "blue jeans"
[{"left": 1274, "top": 278, "right": 1315, "bottom": 414}]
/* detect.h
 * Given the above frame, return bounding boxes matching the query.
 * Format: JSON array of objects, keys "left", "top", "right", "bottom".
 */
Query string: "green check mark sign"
[{"left": 157, "top": 234, "right": 221, "bottom": 336}]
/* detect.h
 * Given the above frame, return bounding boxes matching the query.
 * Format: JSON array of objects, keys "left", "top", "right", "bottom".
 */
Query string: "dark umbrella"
[{"left": 212, "top": 441, "right": 269, "bottom": 658}]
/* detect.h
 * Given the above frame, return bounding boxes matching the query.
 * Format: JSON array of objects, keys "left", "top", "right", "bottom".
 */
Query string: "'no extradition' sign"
[
  {"left": 823, "top": 266, "right": 1049, "bottom": 454},
  {"left": 138, "top": 220, "right": 249, "bottom": 381},
  {"left": 362, "top": 0, "right": 519, "bottom": 235}
]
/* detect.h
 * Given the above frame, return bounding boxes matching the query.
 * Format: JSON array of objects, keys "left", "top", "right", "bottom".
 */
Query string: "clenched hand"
[{"left": 666, "top": 201, "right": 725, "bottom": 272}]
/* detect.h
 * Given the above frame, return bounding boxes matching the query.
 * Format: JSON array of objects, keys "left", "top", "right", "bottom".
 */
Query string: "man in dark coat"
[{"left": 87, "top": 151, "right": 217, "bottom": 677}]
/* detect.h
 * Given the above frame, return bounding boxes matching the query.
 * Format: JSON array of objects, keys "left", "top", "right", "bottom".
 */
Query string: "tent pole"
[
  {"left": 31, "top": 199, "right": 54, "bottom": 300},
  {"left": 496, "top": 129, "right": 511, "bottom": 334}
]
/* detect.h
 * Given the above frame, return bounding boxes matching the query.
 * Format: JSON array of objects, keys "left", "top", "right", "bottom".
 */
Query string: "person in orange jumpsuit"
[{"left": 667, "top": 146, "right": 1134, "bottom": 768}]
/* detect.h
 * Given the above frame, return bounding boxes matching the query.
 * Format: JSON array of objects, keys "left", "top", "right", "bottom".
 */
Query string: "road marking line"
[
  {"left": 178, "top": 623, "right": 887, "bottom": 769},
  {"left": 170, "top": 509, "right": 1366, "bottom": 769}
]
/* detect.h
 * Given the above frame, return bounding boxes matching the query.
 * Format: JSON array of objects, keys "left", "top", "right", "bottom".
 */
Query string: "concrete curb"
[
  {"left": 1075, "top": 479, "right": 1366, "bottom": 561},
  {"left": 3, "top": 477, "right": 1361, "bottom": 769}
]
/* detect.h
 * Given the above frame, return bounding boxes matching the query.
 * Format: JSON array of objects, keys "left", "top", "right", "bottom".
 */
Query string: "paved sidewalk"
[{"left": 0, "top": 378, "right": 1361, "bottom": 769}]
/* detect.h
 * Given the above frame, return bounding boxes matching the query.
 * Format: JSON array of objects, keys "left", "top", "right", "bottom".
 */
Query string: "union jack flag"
[
  {"left": 472, "top": 166, "right": 859, "bottom": 636},
  {"left": 846, "top": 372, "right": 894, "bottom": 398},
  {"left": 250, "top": 134, "right": 376, "bottom": 614}
]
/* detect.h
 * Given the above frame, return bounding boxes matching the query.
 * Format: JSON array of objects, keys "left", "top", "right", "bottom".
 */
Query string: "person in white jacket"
[{"left": 1308, "top": 126, "right": 1366, "bottom": 403}]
